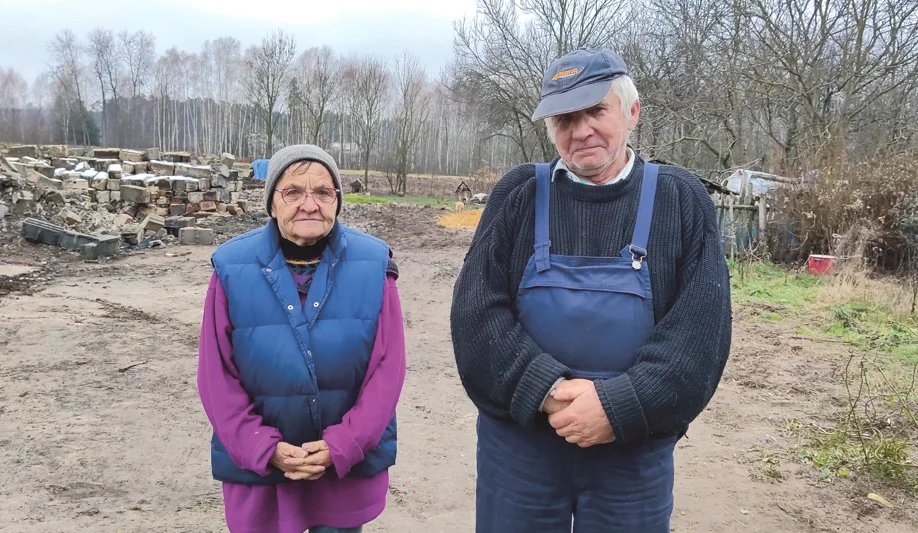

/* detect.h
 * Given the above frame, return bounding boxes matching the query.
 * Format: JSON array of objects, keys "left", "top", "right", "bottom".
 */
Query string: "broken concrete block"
[
  {"left": 60, "top": 209, "right": 82, "bottom": 226},
  {"left": 230, "top": 192, "right": 240, "bottom": 203},
  {"left": 165, "top": 216, "right": 194, "bottom": 229},
  {"left": 0, "top": 203, "right": 8, "bottom": 219},
  {"left": 211, "top": 175, "right": 227, "bottom": 189},
  {"left": 12, "top": 190, "right": 34, "bottom": 203},
  {"left": 187, "top": 191, "right": 204, "bottom": 204},
  {"left": 150, "top": 160, "right": 175, "bottom": 175},
  {"left": 106, "top": 177, "right": 121, "bottom": 191},
  {"left": 8, "top": 145, "right": 39, "bottom": 158},
  {"left": 107, "top": 164, "right": 123, "bottom": 179},
  {"left": 79, "top": 235, "right": 120, "bottom": 259},
  {"left": 93, "top": 148, "right": 120, "bottom": 159},
  {"left": 62, "top": 179, "right": 89, "bottom": 192},
  {"left": 43, "top": 190, "right": 65, "bottom": 204},
  {"left": 22, "top": 218, "right": 64, "bottom": 245},
  {"left": 226, "top": 205, "right": 239, "bottom": 216},
  {"left": 237, "top": 200, "right": 249, "bottom": 212},
  {"left": 93, "top": 159, "right": 117, "bottom": 172},
  {"left": 163, "top": 151, "right": 191, "bottom": 164},
  {"left": 92, "top": 190, "right": 112, "bottom": 204},
  {"left": 51, "top": 157, "right": 77, "bottom": 170},
  {"left": 183, "top": 165, "right": 212, "bottom": 180},
  {"left": 42, "top": 145, "right": 68, "bottom": 158},
  {"left": 218, "top": 164, "right": 231, "bottom": 179},
  {"left": 215, "top": 202, "right": 227, "bottom": 214},
  {"left": 222, "top": 153, "right": 236, "bottom": 168},
  {"left": 120, "top": 185, "right": 151, "bottom": 204},
  {"left": 121, "top": 223, "right": 143, "bottom": 245},
  {"left": 91, "top": 175, "right": 109, "bottom": 191},
  {"left": 198, "top": 177, "right": 211, "bottom": 190},
  {"left": 155, "top": 196, "right": 170, "bottom": 207},
  {"left": 59, "top": 230, "right": 95, "bottom": 250},
  {"left": 110, "top": 191, "right": 121, "bottom": 202},
  {"left": 200, "top": 201, "right": 217, "bottom": 212},
  {"left": 119, "top": 149, "right": 144, "bottom": 162},
  {"left": 179, "top": 227, "right": 214, "bottom": 245},
  {"left": 169, "top": 204, "right": 186, "bottom": 217},
  {"left": 68, "top": 147, "right": 87, "bottom": 157},
  {"left": 81, "top": 168, "right": 99, "bottom": 181},
  {"left": 141, "top": 214, "right": 165, "bottom": 233},
  {"left": 37, "top": 175, "right": 63, "bottom": 190},
  {"left": 185, "top": 203, "right": 199, "bottom": 215},
  {"left": 30, "top": 166, "right": 55, "bottom": 179}
]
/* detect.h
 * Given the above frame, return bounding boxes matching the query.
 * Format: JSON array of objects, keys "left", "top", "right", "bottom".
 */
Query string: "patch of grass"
[
  {"left": 341, "top": 169, "right": 468, "bottom": 180},
  {"left": 759, "top": 312, "right": 782, "bottom": 322},
  {"left": 891, "top": 344, "right": 918, "bottom": 366},
  {"left": 344, "top": 194, "right": 389, "bottom": 205},
  {"left": 344, "top": 194, "right": 459, "bottom": 208},
  {"left": 729, "top": 260, "right": 819, "bottom": 310},
  {"left": 800, "top": 424, "right": 917, "bottom": 493}
]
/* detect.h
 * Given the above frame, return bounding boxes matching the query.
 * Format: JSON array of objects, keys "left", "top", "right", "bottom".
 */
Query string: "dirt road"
[{"left": 0, "top": 205, "right": 914, "bottom": 532}]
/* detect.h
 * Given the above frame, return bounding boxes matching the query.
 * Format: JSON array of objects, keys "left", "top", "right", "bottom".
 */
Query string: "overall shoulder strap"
[
  {"left": 631, "top": 162, "right": 659, "bottom": 253},
  {"left": 534, "top": 163, "right": 552, "bottom": 272}
]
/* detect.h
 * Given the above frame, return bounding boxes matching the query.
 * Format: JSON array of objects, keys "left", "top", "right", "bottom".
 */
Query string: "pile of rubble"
[{"left": 0, "top": 144, "right": 251, "bottom": 258}]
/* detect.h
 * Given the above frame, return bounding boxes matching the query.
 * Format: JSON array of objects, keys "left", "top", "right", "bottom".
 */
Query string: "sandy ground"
[{"left": 0, "top": 205, "right": 915, "bottom": 533}]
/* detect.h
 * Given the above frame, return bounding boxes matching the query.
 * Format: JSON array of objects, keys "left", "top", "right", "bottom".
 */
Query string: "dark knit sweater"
[{"left": 450, "top": 155, "right": 732, "bottom": 445}]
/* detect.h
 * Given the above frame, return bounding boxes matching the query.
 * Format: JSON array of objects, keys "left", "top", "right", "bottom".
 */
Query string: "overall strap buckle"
[{"left": 629, "top": 245, "right": 647, "bottom": 271}]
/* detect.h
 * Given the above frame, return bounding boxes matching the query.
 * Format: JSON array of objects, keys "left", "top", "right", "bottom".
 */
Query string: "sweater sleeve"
[
  {"left": 323, "top": 271, "right": 406, "bottom": 477},
  {"left": 595, "top": 174, "right": 732, "bottom": 445},
  {"left": 451, "top": 168, "right": 572, "bottom": 429},
  {"left": 196, "top": 272, "right": 282, "bottom": 476}
]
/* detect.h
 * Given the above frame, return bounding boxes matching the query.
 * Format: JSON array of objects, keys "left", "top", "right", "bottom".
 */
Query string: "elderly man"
[{"left": 450, "top": 48, "right": 732, "bottom": 532}]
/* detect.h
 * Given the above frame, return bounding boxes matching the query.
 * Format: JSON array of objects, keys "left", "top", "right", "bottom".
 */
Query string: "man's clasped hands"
[{"left": 542, "top": 378, "right": 615, "bottom": 448}]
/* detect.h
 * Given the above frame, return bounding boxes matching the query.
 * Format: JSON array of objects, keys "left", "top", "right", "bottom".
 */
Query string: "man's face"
[{"left": 549, "top": 92, "right": 640, "bottom": 178}]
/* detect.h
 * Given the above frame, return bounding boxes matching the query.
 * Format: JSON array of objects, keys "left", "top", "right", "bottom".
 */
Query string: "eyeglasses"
[{"left": 275, "top": 186, "right": 340, "bottom": 206}]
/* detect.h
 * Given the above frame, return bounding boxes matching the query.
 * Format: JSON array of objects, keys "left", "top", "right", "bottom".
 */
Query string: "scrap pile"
[{"left": 0, "top": 144, "right": 252, "bottom": 258}]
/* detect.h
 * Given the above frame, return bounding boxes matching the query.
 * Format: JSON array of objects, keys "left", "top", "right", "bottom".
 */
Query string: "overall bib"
[{"left": 476, "top": 162, "right": 677, "bottom": 533}]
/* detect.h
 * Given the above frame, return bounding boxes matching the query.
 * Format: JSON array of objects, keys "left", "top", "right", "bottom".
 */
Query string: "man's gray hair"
[{"left": 545, "top": 75, "right": 640, "bottom": 143}]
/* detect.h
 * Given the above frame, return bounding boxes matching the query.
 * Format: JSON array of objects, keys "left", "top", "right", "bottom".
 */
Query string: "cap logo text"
[{"left": 552, "top": 68, "right": 582, "bottom": 81}]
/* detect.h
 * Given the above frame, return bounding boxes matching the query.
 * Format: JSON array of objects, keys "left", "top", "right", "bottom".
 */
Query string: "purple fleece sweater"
[{"left": 197, "top": 269, "right": 406, "bottom": 533}]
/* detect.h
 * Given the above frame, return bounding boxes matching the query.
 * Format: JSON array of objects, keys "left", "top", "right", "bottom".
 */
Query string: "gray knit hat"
[{"left": 265, "top": 144, "right": 344, "bottom": 216}]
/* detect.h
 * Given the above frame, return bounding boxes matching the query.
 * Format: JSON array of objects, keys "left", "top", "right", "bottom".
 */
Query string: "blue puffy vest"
[{"left": 209, "top": 219, "right": 397, "bottom": 485}]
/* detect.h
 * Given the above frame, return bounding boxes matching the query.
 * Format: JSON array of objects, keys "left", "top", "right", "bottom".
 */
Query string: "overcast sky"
[{"left": 0, "top": 0, "right": 478, "bottom": 83}]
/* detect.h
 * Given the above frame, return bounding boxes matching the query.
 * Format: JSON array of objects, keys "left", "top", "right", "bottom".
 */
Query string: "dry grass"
[
  {"left": 437, "top": 210, "right": 483, "bottom": 229},
  {"left": 819, "top": 267, "right": 916, "bottom": 316},
  {"left": 341, "top": 169, "right": 469, "bottom": 181}
]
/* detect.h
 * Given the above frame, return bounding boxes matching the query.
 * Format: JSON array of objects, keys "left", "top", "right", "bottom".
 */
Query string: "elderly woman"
[{"left": 197, "top": 145, "right": 406, "bottom": 533}]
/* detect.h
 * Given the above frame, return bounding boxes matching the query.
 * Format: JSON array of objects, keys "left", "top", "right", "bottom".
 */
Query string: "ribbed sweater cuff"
[
  {"left": 510, "top": 353, "right": 570, "bottom": 429},
  {"left": 596, "top": 374, "right": 649, "bottom": 445}
]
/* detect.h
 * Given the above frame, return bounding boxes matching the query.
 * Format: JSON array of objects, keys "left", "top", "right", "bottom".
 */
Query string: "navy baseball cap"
[{"left": 532, "top": 48, "right": 629, "bottom": 121}]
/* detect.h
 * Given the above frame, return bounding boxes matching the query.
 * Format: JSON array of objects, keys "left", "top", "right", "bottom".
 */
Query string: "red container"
[{"left": 808, "top": 254, "right": 837, "bottom": 275}]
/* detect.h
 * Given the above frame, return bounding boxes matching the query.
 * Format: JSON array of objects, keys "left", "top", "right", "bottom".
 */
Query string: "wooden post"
[
  {"left": 729, "top": 195, "right": 736, "bottom": 260},
  {"left": 758, "top": 196, "right": 767, "bottom": 246}
]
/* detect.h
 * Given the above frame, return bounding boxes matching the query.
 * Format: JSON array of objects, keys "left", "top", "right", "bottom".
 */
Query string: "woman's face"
[{"left": 271, "top": 162, "right": 338, "bottom": 246}]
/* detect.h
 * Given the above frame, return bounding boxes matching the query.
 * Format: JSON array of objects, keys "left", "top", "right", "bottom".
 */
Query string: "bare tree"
[
  {"left": 298, "top": 46, "right": 340, "bottom": 146},
  {"left": 0, "top": 68, "right": 28, "bottom": 141},
  {"left": 119, "top": 30, "right": 155, "bottom": 99},
  {"left": 347, "top": 55, "right": 390, "bottom": 190},
  {"left": 49, "top": 29, "right": 93, "bottom": 145},
  {"left": 88, "top": 28, "right": 120, "bottom": 145},
  {"left": 243, "top": 30, "right": 297, "bottom": 157},
  {"left": 452, "top": 0, "right": 634, "bottom": 161},
  {"left": 391, "top": 52, "right": 430, "bottom": 195}
]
